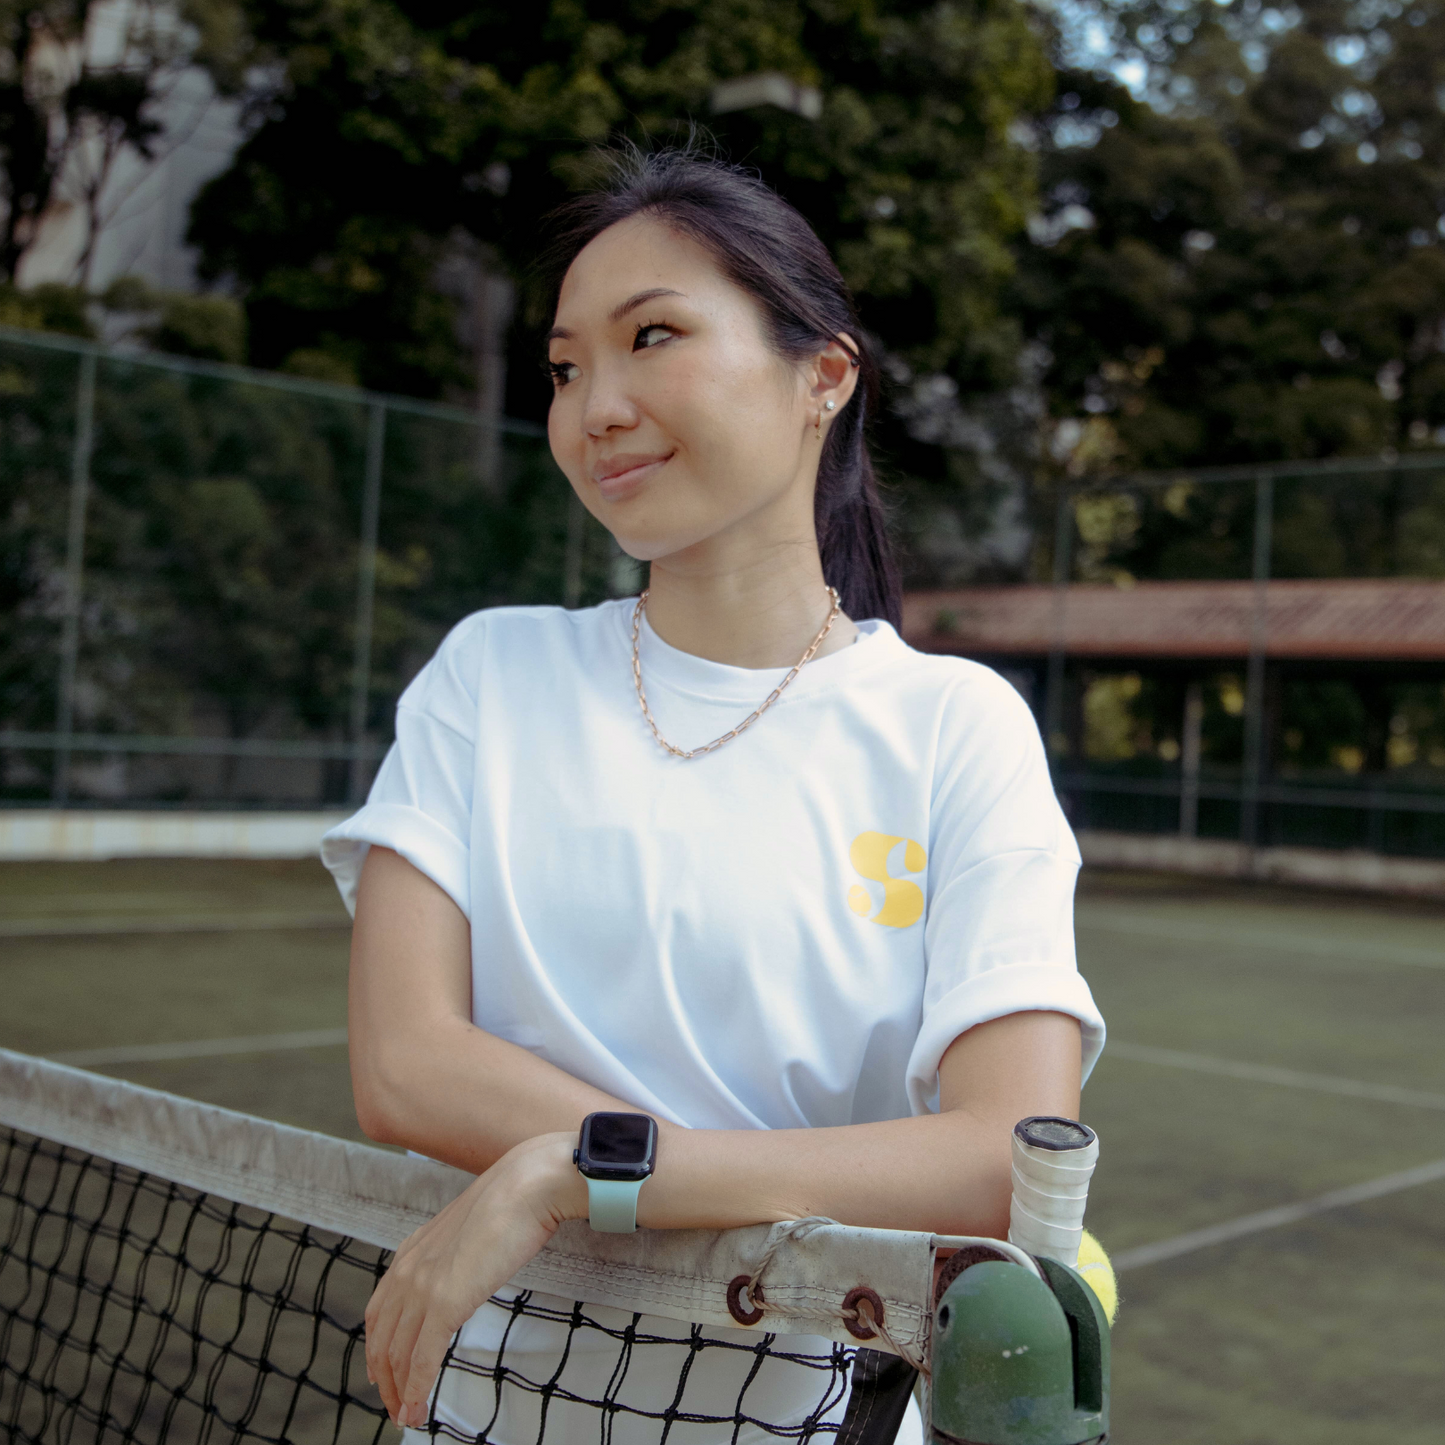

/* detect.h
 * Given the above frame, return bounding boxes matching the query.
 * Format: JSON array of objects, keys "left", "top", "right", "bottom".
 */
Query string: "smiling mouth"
[{"left": 593, "top": 454, "right": 673, "bottom": 500}]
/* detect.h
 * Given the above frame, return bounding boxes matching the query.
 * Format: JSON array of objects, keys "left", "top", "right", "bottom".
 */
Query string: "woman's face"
[{"left": 546, "top": 214, "right": 853, "bottom": 567}]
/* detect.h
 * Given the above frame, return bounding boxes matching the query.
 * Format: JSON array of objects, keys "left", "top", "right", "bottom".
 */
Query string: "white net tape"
[{"left": 0, "top": 1050, "right": 998, "bottom": 1362}]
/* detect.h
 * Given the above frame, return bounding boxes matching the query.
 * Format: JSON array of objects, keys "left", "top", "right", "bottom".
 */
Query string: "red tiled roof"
[{"left": 903, "top": 578, "right": 1445, "bottom": 661}]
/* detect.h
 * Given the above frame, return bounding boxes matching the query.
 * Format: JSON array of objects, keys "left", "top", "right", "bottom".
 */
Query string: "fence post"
[
  {"left": 52, "top": 350, "right": 98, "bottom": 807},
  {"left": 1240, "top": 472, "right": 1274, "bottom": 851},
  {"left": 348, "top": 401, "right": 386, "bottom": 804},
  {"left": 1043, "top": 485, "right": 1073, "bottom": 763},
  {"left": 1179, "top": 680, "right": 1203, "bottom": 837}
]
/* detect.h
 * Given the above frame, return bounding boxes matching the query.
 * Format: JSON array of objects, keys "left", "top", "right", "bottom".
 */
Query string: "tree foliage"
[
  {"left": 187, "top": 0, "right": 1055, "bottom": 405},
  {"left": 0, "top": 325, "right": 570, "bottom": 804},
  {"left": 1023, "top": 0, "right": 1445, "bottom": 473}
]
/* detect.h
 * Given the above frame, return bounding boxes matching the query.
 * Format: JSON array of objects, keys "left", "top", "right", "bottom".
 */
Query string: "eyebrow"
[{"left": 546, "top": 288, "right": 685, "bottom": 344}]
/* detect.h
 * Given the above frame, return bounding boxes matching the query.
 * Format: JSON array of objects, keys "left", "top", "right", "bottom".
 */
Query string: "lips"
[{"left": 592, "top": 452, "right": 673, "bottom": 500}]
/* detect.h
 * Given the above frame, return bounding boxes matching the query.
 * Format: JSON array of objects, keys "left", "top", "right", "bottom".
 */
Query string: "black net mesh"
[
  {"left": 0, "top": 1124, "right": 863, "bottom": 1444},
  {"left": 0, "top": 1125, "right": 388, "bottom": 1443},
  {"left": 425, "top": 1295, "right": 855, "bottom": 1442}
]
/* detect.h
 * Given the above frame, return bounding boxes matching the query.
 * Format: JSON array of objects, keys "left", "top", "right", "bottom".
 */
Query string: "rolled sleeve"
[
  {"left": 908, "top": 669, "right": 1105, "bottom": 1114},
  {"left": 321, "top": 616, "right": 482, "bottom": 919},
  {"left": 322, "top": 799, "right": 470, "bottom": 920},
  {"left": 905, "top": 960, "right": 1106, "bottom": 1115}
]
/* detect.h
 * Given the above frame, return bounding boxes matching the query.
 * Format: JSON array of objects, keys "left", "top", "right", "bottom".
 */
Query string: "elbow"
[
  {"left": 952, "top": 1175, "right": 1011, "bottom": 1244},
  {"left": 976, "top": 1162, "right": 1013, "bottom": 1243},
  {"left": 350, "top": 1035, "right": 418, "bottom": 1147},
  {"left": 940, "top": 1120, "right": 1014, "bottom": 1241},
  {"left": 352, "top": 1086, "right": 404, "bottom": 1147}
]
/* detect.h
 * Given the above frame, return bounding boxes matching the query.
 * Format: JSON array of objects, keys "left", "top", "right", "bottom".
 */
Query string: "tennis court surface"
[{"left": 3, "top": 857, "right": 1441, "bottom": 1443}]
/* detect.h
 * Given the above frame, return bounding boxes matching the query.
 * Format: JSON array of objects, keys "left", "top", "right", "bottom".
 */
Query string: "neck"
[{"left": 641, "top": 547, "right": 857, "bottom": 668}]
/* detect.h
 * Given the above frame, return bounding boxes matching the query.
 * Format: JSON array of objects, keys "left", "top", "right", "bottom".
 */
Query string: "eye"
[
  {"left": 548, "top": 360, "right": 579, "bottom": 387},
  {"left": 633, "top": 322, "right": 675, "bottom": 351}
]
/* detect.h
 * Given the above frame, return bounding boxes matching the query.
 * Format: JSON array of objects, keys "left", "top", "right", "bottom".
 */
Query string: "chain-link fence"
[
  {"left": 1032, "top": 457, "right": 1445, "bottom": 858},
  {"left": 8, "top": 323, "right": 1445, "bottom": 855},
  {"left": 0, "top": 327, "right": 628, "bottom": 810}
]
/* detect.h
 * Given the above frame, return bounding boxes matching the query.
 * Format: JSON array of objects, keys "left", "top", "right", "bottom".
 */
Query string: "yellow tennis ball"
[{"left": 1074, "top": 1229, "right": 1118, "bottom": 1323}]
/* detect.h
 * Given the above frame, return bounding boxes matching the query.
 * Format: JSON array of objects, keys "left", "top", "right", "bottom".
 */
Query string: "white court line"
[
  {"left": 1, "top": 911, "right": 350, "bottom": 938},
  {"left": 51, "top": 1028, "right": 349, "bottom": 1067},
  {"left": 1076, "top": 909, "right": 1445, "bottom": 969},
  {"left": 1106, "top": 1040, "right": 1445, "bottom": 1111},
  {"left": 1113, "top": 1158, "right": 1445, "bottom": 1272}
]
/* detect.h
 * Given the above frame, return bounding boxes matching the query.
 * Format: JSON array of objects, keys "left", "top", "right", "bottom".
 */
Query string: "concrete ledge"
[
  {"left": 0, "top": 811, "right": 349, "bottom": 861},
  {"left": 1079, "top": 829, "right": 1445, "bottom": 899},
  {"left": 6, "top": 812, "right": 1442, "bottom": 897}
]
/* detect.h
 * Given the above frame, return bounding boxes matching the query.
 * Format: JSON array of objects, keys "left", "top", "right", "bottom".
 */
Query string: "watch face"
[{"left": 579, "top": 1113, "right": 656, "bottom": 1179}]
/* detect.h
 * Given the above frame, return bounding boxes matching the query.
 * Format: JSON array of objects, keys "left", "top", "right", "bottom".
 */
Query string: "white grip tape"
[{"left": 1007, "top": 1127, "right": 1098, "bottom": 1268}]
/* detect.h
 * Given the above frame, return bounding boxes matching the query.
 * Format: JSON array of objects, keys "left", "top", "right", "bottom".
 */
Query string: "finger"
[
  {"left": 386, "top": 1290, "right": 431, "bottom": 1427},
  {"left": 398, "top": 1299, "right": 467, "bottom": 1430},
  {"left": 366, "top": 1306, "right": 402, "bottom": 1421},
  {"left": 365, "top": 1276, "right": 407, "bottom": 1422}
]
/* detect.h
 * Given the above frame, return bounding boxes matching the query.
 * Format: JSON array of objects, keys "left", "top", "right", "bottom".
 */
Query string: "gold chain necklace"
[{"left": 630, "top": 587, "right": 841, "bottom": 759}]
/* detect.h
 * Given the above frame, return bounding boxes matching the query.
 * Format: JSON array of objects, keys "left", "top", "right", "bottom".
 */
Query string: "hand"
[{"left": 364, "top": 1130, "right": 587, "bottom": 1430}]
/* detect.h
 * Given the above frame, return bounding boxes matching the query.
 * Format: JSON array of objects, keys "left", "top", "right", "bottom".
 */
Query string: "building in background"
[
  {"left": 906, "top": 578, "right": 1445, "bottom": 857},
  {"left": 15, "top": 1, "right": 242, "bottom": 295}
]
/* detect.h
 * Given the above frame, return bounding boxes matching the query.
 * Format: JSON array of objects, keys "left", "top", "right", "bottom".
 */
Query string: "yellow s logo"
[{"left": 847, "top": 831, "right": 927, "bottom": 929}]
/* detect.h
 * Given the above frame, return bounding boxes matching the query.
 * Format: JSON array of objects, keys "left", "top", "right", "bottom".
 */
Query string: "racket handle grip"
[{"left": 1007, "top": 1116, "right": 1098, "bottom": 1268}]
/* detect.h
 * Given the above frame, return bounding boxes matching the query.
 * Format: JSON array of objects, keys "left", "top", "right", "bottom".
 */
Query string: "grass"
[{"left": 2, "top": 858, "right": 1442, "bottom": 1442}]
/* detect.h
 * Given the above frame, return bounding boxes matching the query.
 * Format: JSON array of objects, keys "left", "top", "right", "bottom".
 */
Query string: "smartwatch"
[{"left": 574, "top": 1112, "right": 658, "bottom": 1233}]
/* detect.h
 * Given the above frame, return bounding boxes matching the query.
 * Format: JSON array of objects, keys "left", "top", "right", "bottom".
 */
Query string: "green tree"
[
  {"left": 187, "top": 2, "right": 1054, "bottom": 431},
  {"left": 1022, "top": 0, "right": 1445, "bottom": 473},
  {"left": 100, "top": 275, "right": 248, "bottom": 361}
]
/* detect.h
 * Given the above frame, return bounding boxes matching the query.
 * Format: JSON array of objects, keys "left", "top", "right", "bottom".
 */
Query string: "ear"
[{"left": 807, "top": 333, "right": 862, "bottom": 421}]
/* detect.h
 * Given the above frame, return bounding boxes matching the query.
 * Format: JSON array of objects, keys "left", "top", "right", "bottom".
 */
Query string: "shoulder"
[
  {"left": 426, "top": 599, "right": 630, "bottom": 670},
  {"left": 869, "top": 640, "right": 1069, "bottom": 854},
  {"left": 864, "top": 625, "right": 1038, "bottom": 734},
  {"left": 400, "top": 599, "right": 632, "bottom": 720},
  {"left": 863, "top": 632, "right": 1048, "bottom": 798},
  {"left": 437, "top": 598, "right": 628, "bottom": 652}
]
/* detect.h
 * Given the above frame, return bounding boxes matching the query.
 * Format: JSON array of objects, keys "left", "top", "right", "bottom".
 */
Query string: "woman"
[{"left": 322, "top": 146, "right": 1105, "bottom": 1443}]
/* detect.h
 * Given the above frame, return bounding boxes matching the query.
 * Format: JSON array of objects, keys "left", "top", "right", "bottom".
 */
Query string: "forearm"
[
  {"left": 558, "top": 1010, "right": 1081, "bottom": 1241},
  {"left": 643, "top": 1108, "right": 1013, "bottom": 1237},
  {"left": 354, "top": 1010, "right": 635, "bottom": 1174}
]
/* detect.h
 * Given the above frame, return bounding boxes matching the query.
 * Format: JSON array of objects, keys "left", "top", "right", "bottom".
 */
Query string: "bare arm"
[
  {"left": 351, "top": 844, "right": 1080, "bottom": 1236},
  {"left": 348, "top": 845, "right": 638, "bottom": 1169},
  {"left": 354, "top": 846, "right": 1082, "bottom": 1427},
  {"left": 641, "top": 1006, "right": 1079, "bottom": 1239}
]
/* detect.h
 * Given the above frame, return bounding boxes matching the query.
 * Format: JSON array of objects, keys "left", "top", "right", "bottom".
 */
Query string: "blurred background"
[{"left": 2, "top": 1, "right": 1444, "bottom": 1441}]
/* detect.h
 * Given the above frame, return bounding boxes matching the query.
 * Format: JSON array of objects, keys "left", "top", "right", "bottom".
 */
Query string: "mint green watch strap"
[{"left": 585, "top": 1176, "right": 644, "bottom": 1233}]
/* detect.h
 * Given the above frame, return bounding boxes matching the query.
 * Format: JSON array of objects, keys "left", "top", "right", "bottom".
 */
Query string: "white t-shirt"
[{"left": 321, "top": 598, "right": 1105, "bottom": 1441}]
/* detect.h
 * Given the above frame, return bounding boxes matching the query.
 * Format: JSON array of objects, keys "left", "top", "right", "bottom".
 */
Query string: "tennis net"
[{"left": 0, "top": 1049, "right": 979, "bottom": 1444}]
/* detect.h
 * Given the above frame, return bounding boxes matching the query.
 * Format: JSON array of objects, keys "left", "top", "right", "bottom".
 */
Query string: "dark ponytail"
[{"left": 537, "top": 144, "right": 902, "bottom": 629}]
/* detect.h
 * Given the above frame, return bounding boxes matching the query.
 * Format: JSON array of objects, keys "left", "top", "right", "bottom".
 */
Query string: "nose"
[{"left": 580, "top": 364, "right": 641, "bottom": 438}]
